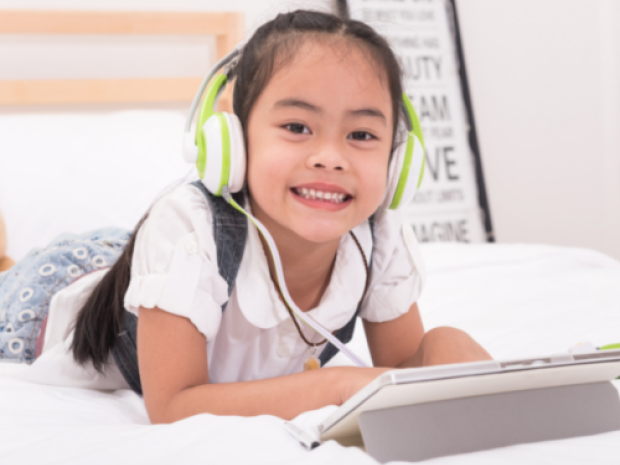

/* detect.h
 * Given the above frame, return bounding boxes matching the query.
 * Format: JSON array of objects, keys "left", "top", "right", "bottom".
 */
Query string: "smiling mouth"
[{"left": 291, "top": 187, "right": 352, "bottom": 204}]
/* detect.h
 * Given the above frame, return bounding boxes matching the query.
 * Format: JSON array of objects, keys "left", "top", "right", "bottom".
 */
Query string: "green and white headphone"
[{"left": 183, "top": 44, "right": 425, "bottom": 210}]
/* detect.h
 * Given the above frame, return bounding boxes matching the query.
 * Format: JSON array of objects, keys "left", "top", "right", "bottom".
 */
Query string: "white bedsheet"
[{"left": 1, "top": 242, "right": 619, "bottom": 465}]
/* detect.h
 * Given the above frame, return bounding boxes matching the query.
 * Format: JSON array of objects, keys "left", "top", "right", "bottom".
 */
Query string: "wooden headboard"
[{"left": 0, "top": 10, "right": 244, "bottom": 106}]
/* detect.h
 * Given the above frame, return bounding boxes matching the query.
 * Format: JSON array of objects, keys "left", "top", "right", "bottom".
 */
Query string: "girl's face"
[{"left": 246, "top": 39, "right": 394, "bottom": 245}]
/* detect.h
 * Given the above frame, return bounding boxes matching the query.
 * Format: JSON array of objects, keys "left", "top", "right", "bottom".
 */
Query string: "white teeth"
[{"left": 295, "top": 188, "right": 348, "bottom": 204}]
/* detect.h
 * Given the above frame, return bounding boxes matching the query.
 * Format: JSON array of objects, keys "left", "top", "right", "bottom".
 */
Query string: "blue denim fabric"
[
  {"left": 0, "top": 228, "right": 130, "bottom": 363},
  {"left": 113, "top": 182, "right": 249, "bottom": 394}
]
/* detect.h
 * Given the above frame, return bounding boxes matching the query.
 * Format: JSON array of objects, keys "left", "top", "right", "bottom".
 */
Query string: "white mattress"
[{"left": 2, "top": 110, "right": 620, "bottom": 463}]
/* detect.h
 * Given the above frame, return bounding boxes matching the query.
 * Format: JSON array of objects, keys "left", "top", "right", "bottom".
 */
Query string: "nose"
[{"left": 306, "top": 139, "right": 349, "bottom": 172}]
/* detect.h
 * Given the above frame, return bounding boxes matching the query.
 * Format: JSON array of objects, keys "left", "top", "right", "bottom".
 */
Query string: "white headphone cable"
[{"left": 222, "top": 186, "right": 369, "bottom": 368}]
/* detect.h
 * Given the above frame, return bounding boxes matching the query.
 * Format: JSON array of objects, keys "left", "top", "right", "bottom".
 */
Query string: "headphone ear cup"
[
  {"left": 200, "top": 114, "right": 227, "bottom": 194},
  {"left": 225, "top": 113, "right": 246, "bottom": 193},
  {"left": 199, "top": 112, "right": 246, "bottom": 195},
  {"left": 382, "top": 132, "right": 425, "bottom": 210},
  {"left": 381, "top": 141, "right": 406, "bottom": 210}
]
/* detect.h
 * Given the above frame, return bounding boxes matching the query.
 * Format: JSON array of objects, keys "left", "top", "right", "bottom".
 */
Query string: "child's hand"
[{"left": 334, "top": 327, "right": 492, "bottom": 405}]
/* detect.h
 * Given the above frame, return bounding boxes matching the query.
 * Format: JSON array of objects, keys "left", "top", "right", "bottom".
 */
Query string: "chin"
[{"left": 291, "top": 220, "right": 351, "bottom": 244}]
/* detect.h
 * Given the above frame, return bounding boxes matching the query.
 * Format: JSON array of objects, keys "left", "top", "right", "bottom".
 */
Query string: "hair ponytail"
[{"left": 71, "top": 216, "right": 146, "bottom": 372}]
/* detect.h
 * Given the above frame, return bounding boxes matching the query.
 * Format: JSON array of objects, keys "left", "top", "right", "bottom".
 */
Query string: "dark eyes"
[
  {"left": 348, "top": 131, "right": 376, "bottom": 141},
  {"left": 283, "top": 123, "right": 310, "bottom": 134},
  {"left": 282, "top": 124, "right": 376, "bottom": 141}
]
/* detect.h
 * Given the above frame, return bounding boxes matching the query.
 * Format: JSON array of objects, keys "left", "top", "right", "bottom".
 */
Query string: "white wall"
[
  {"left": 0, "top": 0, "right": 331, "bottom": 81},
  {"left": 456, "top": 0, "right": 620, "bottom": 259},
  {"left": 0, "top": 0, "right": 330, "bottom": 35},
  {"left": 1, "top": 0, "right": 619, "bottom": 259}
]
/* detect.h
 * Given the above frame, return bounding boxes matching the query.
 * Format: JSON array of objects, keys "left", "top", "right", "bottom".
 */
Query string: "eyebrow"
[
  {"left": 349, "top": 108, "right": 387, "bottom": 125},
  {"left": 273, "top": 98, "right": 387, "bottom": 125},
  {"left": 274, "top": 98, "right": 322, "bottom": 114}
]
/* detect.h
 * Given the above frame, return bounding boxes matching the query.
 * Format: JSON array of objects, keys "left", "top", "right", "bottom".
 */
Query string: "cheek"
[
  {"left": 246, "top": 149, "right": 271, "bottom": 203},
  {"left": 246, "top": 140, "right": 293, "bottom": 201},
  {"left": 359, "top": 157, "right": 390, "bottom": 206},
  {"left": 246, "top": 125, "right": 270, "bottom": 195}
]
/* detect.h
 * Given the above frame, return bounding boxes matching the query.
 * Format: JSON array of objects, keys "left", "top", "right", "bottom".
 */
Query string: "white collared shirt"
[{"left": 124, "top": 184, "right": 426, "bottom": 383}]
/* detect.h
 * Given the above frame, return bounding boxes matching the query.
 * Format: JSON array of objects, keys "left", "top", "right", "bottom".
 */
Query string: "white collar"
[{"left": 235, "top": 215, "right": 372, "bottom": 332}]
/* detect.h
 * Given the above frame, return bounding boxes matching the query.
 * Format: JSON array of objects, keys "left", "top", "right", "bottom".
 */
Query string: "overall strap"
[
  {"left": 319, "top": 216, "right": 375, "bottom": 367},
  {"left": 113, "top": 182, "right": 248, "bottom": 395},
  {"left": 190, "top": 181, "right": 248, "bottom": 308}
]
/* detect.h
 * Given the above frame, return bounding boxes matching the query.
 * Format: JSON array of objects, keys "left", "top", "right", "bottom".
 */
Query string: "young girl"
[{"left": 0, "top": 10, "right": 490, "bottom": 423}]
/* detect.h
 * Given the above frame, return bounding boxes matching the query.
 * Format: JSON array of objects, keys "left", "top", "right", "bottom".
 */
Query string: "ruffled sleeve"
[
  {"left": 124, "top": 184, "right": 229, "bottom": 341},
  {"left": 359, "top": 208, "right": 427, "bottom": 322}
]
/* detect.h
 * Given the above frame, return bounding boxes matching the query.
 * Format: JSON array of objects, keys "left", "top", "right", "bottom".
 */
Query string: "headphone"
[
  {"left": 183, "top": 46, "right": 425, "bottom": 210},
  {"left": 181, "top": 44, "right": 426, "bottom": 368}
]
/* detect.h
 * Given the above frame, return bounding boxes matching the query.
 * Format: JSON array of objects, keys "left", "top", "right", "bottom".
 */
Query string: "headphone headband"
[
  {"left": 402, "top": 92, "right": 424, "bottom": 148},
  {"left": 195, "top": 74, "right": 228, "bottom": 171},
  {"left": 184, "top": 43, "right": 246, "bottom": 133}
]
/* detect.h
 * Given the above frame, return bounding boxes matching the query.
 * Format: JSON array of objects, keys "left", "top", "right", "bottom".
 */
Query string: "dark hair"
[
  {"left": 71, "top": 9, "right": 404, "bottom": 372},
  {"left": 71, "top": 216, "right": 147, "bottom": 372},
  {"left": 232, "top": 10, "right": 404, "bottom": 142}
]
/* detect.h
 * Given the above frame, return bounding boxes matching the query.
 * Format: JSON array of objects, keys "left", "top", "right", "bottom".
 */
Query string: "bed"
[{"left": 1, "top": 10, "right": 620, "bottom": 465}]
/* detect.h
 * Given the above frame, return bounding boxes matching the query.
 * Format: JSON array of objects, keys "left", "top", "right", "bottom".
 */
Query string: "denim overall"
[
  {"left": 0, "top": 182, "right": 372, "bottom": 394},
  {"left": 0, "top": 228, "right": 130, "bottom": 362}
]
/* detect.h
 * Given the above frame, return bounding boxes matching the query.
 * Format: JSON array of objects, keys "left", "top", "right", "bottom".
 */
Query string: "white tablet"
[{"left": 298, "top": 349, "right": 620, "bottom": 446}]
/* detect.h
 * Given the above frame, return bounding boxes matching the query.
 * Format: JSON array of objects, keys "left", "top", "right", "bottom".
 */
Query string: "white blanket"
[{"left": 2, "top": 242, "right": 619, "bottom": 465}]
